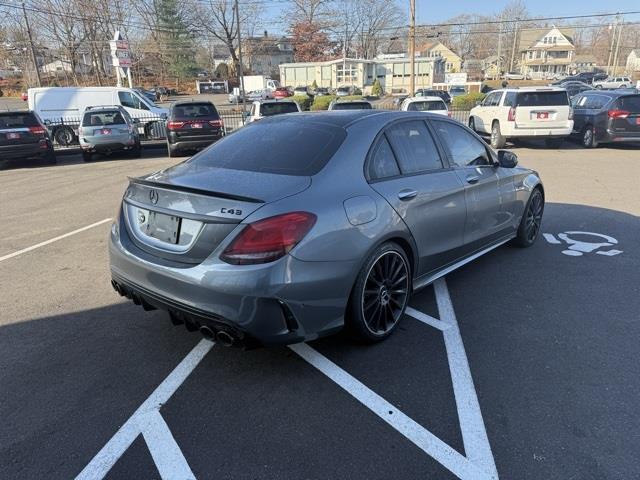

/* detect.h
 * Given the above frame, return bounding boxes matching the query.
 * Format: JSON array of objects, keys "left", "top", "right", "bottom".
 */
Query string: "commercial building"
[{"left": 279, "top": 57, "right": 445, "bottom": 94}]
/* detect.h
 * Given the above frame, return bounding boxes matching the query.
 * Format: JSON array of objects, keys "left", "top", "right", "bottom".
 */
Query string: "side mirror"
[
  {"left": 475, "top": 100, "right": 483, "bottom": 106},
  {"left": 497, "top": 150, "right": 518, "bottom": 168}
]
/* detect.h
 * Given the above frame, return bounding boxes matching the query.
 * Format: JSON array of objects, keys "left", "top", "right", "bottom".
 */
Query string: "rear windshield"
[
  {"left": 406, "top": 100, "right": 446, "bottom": 111},
  {"left": 516, "top": 91, "right": 569, "bottom": 107},
  {"left": 260, "top": 102, "right": 299, "bottom": 116},
  {"left": 172, "top": 103, "right": 219, "bottom": 119},
  {"left": 82, "top": 111, "right": 126, "bottom": 126},
  {"left": 332, "top": 102, "right": 372, "bottom": 110},
  {"left": 617, "top": 95, "right": 640, "bottom": 112},
  {"left": 0, "top": 113, "right": 39, "bottom": 128},
  {"left": 188, "top": 118, "right": 346, "bottom": 176}
]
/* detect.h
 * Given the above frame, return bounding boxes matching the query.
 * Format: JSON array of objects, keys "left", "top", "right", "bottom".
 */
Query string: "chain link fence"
[{"left": 372, "top": 99, "right": 470, "bottom": 125}]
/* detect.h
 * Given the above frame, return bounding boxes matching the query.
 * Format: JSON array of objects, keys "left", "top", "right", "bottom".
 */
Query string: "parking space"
[{"left": 1, "top": 146, "right": 639, "bottom": 479}]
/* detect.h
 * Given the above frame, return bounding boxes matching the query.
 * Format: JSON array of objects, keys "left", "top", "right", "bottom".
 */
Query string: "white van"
[{"left": 28, "top": 87, "right": 168, "bottom": 145}]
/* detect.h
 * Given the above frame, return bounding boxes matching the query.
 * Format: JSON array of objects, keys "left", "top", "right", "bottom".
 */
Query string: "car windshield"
[
  {"left": 82, "top": 111, "right": 126, "bottom": 126},
  {"left": 450, "top": 87, "right": 465, "bottom": 93},
  {"left": 260, "top": 103, "right": 299, "bottom": 116},
  {"left": 0, "top": 113, "right": 39, "bottom": 128},
  {"left": 172, "top": 103, "right": 219, "bottom": 119},
  {"left": 407, "top": 101, "right": 446, "bottom": 111},
  {"left": 516, "top": 91, "right": 569, "bottom": 107},
  {"left": 188, "top": 118, "right": 346, "bottom": 176},
  {"left": 331, "top": 102, "right": 371, "bottom": 110}
]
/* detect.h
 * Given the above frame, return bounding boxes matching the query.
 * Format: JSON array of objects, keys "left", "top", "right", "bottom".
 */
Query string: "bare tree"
[{"left": 350, "top": 0, "right": 404, "bottom": 59}]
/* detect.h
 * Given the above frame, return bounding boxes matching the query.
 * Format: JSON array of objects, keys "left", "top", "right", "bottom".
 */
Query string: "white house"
[
  {"left": 518, "top": 27, "right": 575, "bottom": 78},
  {"left": 626, "top": 50, "right": 640, "bottom": 73},
  {"left": 41, "top": 59, "right": 91, "bottom": 76}
]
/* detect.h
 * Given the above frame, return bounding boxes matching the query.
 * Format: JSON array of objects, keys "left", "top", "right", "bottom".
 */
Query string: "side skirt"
[{"left": 412, "top": 235, "right": 515, "bottom": 292}]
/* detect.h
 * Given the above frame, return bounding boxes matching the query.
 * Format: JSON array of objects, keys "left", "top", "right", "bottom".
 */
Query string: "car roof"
[
  {"left": 494, "top": 87, "right": 567, "bottom": 93},
  {"left": 172, "top": 100, "right": 214, "bottom": 107},
  {"left": 404, "top": 96, "right": 445, "bottom": 102},
  {"left": 581, "top": 89, "right": 637, "bottom": 98},
  {"left": 81, "top": 105, "right": 123, "bottom": 113},
  {"left": 255, "top": 99, "right": 297, "bottom": 104}
]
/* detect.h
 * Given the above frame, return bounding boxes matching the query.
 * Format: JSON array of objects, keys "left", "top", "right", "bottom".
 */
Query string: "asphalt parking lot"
[{"left": 1, "top": 144, "right": 639, "bottom": 479}]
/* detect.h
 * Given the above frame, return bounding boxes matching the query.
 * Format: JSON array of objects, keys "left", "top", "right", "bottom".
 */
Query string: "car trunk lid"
[
  {"left": 608, "top": 95, "right": 640, "bottom": 135},
  {"left": 122, "top": 167, "right": 311, "bottom": 264}
]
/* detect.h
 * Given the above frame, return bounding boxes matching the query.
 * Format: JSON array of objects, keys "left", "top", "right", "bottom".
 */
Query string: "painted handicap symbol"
[{"left": 542, "top": 231, "right": 623, "bottom": 257}]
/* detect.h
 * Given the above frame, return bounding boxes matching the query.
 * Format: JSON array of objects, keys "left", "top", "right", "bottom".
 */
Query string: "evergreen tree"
[{"left": 156, "top": 0, "right": 197, "bottom": 80}]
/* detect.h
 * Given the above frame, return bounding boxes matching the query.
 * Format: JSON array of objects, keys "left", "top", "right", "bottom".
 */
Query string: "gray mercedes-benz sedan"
[{"left": 109, "top": 111, "right": 544, "bottom": 347}]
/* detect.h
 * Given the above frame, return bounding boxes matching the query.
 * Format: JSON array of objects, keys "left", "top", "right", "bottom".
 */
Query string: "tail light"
[
  {"left": 209, "top": 119, "right": 224, "bottom": 128},
  {"left": 608, "top": 109, "right": 630, "bottom": 119},
  {"left": 568, "top": 107, "right": 574, "bottom": 120},
  {"left": 29, "top": 126, "right": 46, "bottom": 136},
  {"left": 220, "top": 212, "right": 317, "bottom": 265},
  {"left": 167, "top": 121, "right": 185, "bottom": 130},
  {"left": 507, "top": 106, "right": 516, "bottom": 122},
  {"left": 447, "top": 111, "right": 452, "bottom": 117}
]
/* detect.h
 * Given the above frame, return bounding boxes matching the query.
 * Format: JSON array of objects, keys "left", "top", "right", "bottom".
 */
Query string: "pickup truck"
[{"left": 593, "top": 76, "right": 632, "bottom": 89}]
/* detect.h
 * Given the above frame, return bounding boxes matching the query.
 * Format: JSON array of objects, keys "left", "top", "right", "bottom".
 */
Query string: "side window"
[
  {"left": 490, "top": 92, "right": 502, "bottom": 106},
  {"left": 118, "top": 92, "right": 136, "bottom": 109},
  {"left": 504, "top": 92, "right": 517, "bottom": 107},
  {"left": 433, "top": 121, "right": 491, "bottom": 167},
  {"left": 482, "top": 93, "right": 494, "bottom": 106},
  {"left": 367, "top": 135, "right": 400, "bottom": 180},
  {"left": 385, "top": 121, "right": 443, "bottom": 174}
]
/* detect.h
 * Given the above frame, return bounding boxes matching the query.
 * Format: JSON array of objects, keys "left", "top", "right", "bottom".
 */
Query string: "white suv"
[
  {"left": 400, "top": 96, "right": 449, "bottom": 116},
  {"left": 246, "top": 99, "right": 301, "bottom": 123},
  {"left": 593, "top": 76, "right": 632, "bottom": 89},
  {"left": 468, "top": 87, "right": 573, "bottom": 148}
]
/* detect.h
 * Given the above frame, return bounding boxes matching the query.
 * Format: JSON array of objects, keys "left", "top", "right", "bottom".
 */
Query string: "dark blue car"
[{"left": 571, "top": 90, "right": 640, "bottom": 148}]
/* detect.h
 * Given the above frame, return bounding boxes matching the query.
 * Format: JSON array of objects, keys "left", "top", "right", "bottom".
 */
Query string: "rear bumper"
[
  {"left": 0, "top": 143, "right": 50, "bottom": 160},
  {"left": 167, "top": 135, "right": 222, "bottom": 151},
  {"left": 505, "top": 125, "right": 573, "bottom": 138},
  {"left": 602, "top": 130, "right": 640, "bottom": 143},
  {"left": 80, "top": 137, "right": 137, "bottom": 153},
  {"left": 108, "top": 216, "right": 356, "bottom": 346}
]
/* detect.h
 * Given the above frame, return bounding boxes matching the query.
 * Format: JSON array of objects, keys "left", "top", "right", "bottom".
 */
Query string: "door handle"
[
  {"left": 465, "top": 175, "right": 480, "bottom": 184},
  {"left": 398, "top": 189, "right": 418, "bottom": 201}
]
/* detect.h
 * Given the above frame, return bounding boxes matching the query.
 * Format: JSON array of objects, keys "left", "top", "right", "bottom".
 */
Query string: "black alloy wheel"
[{"left": 361, "top": 250, "right": 409, "bottom": 336}]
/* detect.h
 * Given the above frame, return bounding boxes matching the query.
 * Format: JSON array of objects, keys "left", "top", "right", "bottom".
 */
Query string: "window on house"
[{"left": 337, "top": 63, "right": 358, "bottom": 83}]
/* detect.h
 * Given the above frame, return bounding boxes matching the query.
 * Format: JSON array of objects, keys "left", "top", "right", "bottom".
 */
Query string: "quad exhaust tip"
[{"left": 199, "top": 326, "right": 236, "bottom": 347}]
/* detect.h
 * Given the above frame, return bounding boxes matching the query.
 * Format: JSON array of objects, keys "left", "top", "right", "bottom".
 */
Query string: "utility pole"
[
  {"left": 496, "top": 16, "right": 503, "bottom": 80},
  {"left": 606, "top": 21, "right": 617, "bottom": 76},
  {"left": 509, "top": 19, "right": 519, "bottom": 73},
  {"left": 233, "top": 0, "right": 246, "bottom": 114},
  {"left": 21, "top": 1, "right": 41, "bottom": 87},
  {"left": 408, "top": 0, "right": 415, "bottom": 96},
  {"left": 612, "top": 20, "right": 623, "bottom": 76},
  {"left": 342, "top": 1, "right": 348, "bottom": 84}
]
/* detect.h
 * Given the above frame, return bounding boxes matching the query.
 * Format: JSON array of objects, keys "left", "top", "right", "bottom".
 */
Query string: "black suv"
[
  {"left": 0, "top": 111, "right": 56, "bottom": 165},
  {"left": 166, "top": 101, "right": 224, "bottom": 157},
  {"left": 571, "top": 90, "right": 640, "bottom": 147}
]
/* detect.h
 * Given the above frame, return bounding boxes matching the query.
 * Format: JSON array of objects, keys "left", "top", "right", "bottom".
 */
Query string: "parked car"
[
  {"left": 28, "top": 87, "right": 168, "bottom": 146},
  {"left": 166, "top": 101, "right": 224, "bottom": 157},
  {"left": 570, "top": 71, "right": 607, "bottom": 84},
  {"left": 570, "top": 90, "right": 640, "bottom": 148},
  {"left": 400, "top": 97, "right": 449, "bottom": 116},
  {"left": 336, "top": 86, "right": 358, "bottom": 97},
  {"left": 109, "top": 110, "right": 544, "bottom": 347},
  {"left": 21, "top": 92, "right": 28, "bottom": 102},
  {"left": 314, "top": 87, "right": 330, "bottom": 97},
  {"left": 293, "top": 86, "right": 310, "bottom": 97},
  {"left": 468, "top": 87, "right": 573, "bottom": 148},
  {"left": 593, "top": 76, "right": 632, "bottom": 89},
  {"left": 328, "top": 100, "right": 372, "bottom": 110},
  {"left": 563, "top": 83, "right": 594, "bottom": 99},
  {"left": 415, "top": 89, "right": 451, "bottom": 104},
  {"left": 0, "top": 110, "right": 56, "bottom": 164},
  {"left": 273, "top": 87, "right": 292, "bottom": 99},
  {"left": 246, "top": 99, "right": 301, "bottom": 123},
  {"left": 392, "top": 95, "right": 409, "bottom": 107},
  {"left": 503, "top": 72, "right": 525, "bottom": 80},
  {"left": 448, "top": 86, "right": 467, "bottom": 98},
  {"left": 134, "top": 88, "right": 158, "bottom": 104},
  {"left": 78, "top": 106, "right": 141, "bottom": 162},
  {"left": 247, "top": 90, "right": 269, "bottom": 101}
]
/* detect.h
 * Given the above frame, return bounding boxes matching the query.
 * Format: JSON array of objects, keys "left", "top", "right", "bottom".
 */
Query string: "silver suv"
[{"left": 79, "top": 106, "right": 141, "bottom": 162}]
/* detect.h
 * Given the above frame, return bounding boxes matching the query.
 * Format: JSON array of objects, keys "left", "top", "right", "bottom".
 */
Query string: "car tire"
[
  {"left": 42, "top": 149, "right": 57, "bottom": 165},
  {"left": 514, "top": 188, "right": 544, "bottom": 248},
  {"left": 581, "top": 125, "right": 598, "bottom": 148},
  {"left": 167, "top": 143, "right": 179, "bottom": 158},
  {"left": 131, "top": 141, "right": 142, "bottom": 158},
  {"left": 491, "top": 121, "right": 506, "bottom": 149},
  {"left": 53, "top": 126, "right": 76, "bottom": 147},
  {"left": 346, "top": 242, "right": 411, "bottom": 343},
  {"left": 545, "top": 138, "right": 563, "bottom": 148},
  {"left": 82, "top": 151, "right": 93, "bottom": 162}
]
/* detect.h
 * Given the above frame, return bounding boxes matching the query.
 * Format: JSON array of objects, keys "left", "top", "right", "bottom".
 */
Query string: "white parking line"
[
  {"left": 0, "top": 218, "right": 112, "bottom": 262},
  {"left": 75, "top": 339, "right": 213, "bottom": 480}
]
